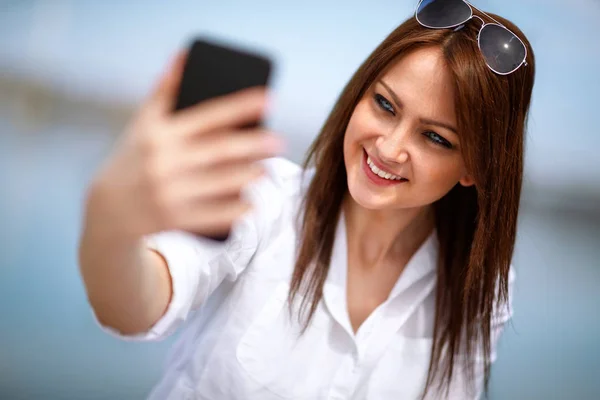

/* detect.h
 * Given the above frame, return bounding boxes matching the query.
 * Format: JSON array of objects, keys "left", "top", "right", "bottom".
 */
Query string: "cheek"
[
  {"left": 344, "top": 103, "right": 372, "bottom": 159},
  {"left": 346, "top": 100, "right": 379, "bottom": 142},
  {"left": 414, "top": 154, "right": 466, "bottom": 191}
]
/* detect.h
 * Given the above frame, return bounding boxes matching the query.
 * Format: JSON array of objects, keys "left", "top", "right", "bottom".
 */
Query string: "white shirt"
[{"left": 97, "top": 157, "right": 514, "bottom": 400}]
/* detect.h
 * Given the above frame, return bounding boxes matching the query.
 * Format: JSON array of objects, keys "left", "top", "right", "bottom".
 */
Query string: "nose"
[{"left": 375, "top": 124, "right": 411, "bottom": 164}]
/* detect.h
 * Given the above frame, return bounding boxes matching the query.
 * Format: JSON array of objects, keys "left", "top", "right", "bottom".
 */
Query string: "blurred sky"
[{"left": 0, "top": 0, "right": 599, "bottom": 192}]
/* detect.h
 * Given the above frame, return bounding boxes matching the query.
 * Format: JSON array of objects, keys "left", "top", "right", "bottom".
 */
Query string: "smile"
[
  {"left": 362, "top": 149, "right": 408, "bottom": 186},
  {"left": 366, "top": 156, "right": 404, "bottom": 181}
]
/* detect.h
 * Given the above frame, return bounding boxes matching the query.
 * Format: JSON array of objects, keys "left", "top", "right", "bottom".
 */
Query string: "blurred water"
[
  {"left": 0, "top": 124, "right": 177, "bottom": 399},
  {"left": 489, "top": 207, "right": 600, "bottom": 399}
]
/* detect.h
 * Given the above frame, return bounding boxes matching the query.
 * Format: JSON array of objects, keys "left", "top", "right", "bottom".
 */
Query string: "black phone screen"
[
  {"left": 174, "top": 37, "right": 273, "bottom": 241},
  {"left": 174, "top": 38, "right": 272, "bottom": 115}
]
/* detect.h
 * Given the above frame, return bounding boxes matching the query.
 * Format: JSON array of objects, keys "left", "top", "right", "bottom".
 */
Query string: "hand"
[{"left": 89, "top": 50, "right": 285, "bottom": 239}]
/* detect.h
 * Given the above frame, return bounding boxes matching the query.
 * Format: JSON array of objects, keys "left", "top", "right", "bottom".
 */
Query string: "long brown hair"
[{"left": 288, "top": 9, "right": 535, "bottom": 399}]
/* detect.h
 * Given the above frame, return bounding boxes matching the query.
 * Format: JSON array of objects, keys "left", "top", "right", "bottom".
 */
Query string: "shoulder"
[
  {"left": 248, "top": 157, "right": 314, "bottom": 203},
  {"left": 242, "top": 157, "right": 314, "bottom": 236},
  {"left": 261, "top": 156, "right": 314, "bottom": 193},
  {"left": 492, "top": 264, "right": 517, "bottom": 324},
  {"left": 509, "top": 264, "right": 516, "bottom": 284}
]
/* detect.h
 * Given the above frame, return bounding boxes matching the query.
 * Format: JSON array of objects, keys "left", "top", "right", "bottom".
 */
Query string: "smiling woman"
[
  {"left": 291, "top": 5, "right": 535, "bottom": 399},
  {"left": 79, "top": 1, "right": 535, "bottom": 399}
]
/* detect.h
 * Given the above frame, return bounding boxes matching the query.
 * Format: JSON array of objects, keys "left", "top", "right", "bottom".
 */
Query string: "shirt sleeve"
[{"left": 94, "top": 159, "right": 286, "bottom": 342}]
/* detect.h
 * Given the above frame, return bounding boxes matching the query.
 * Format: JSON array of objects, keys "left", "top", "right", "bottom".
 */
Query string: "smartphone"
[{"left": 173, "top": 37, "right": 273, "bottom": 242}]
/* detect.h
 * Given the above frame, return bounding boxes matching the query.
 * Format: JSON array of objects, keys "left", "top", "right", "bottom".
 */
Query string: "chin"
[
  {"left": 347, "top": 172, "right": 436, "bottom": 212},
  {"left": 346, "top": 177, "right": 396, "bottom": 210}
]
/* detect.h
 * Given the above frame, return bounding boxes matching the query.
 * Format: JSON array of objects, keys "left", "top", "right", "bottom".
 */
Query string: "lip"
[{"left": 362, "top": 149, "right": 408, "bottom": 187}]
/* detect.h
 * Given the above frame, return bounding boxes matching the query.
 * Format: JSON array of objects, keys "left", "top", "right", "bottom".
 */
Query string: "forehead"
[{"left": 378, "top": 46, "right": 456, "bottom": 122}]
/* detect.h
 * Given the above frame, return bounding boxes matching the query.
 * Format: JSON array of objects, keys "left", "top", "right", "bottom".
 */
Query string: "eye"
[
  {"left": 424, "top": 131, "right": 453, "bottom": 149},
  {"left": 374, "top": 93, "right": 395, "bottom": 115}
]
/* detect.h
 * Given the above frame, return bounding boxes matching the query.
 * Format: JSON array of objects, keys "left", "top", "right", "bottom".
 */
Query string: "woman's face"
[{"left": 343, "top": 46, "right": 474, "bottom": 211}]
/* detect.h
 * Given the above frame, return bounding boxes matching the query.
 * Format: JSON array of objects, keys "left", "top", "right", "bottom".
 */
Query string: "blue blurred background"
[{"left": 0, "top": 1, "right": 598, "bottom": 399}]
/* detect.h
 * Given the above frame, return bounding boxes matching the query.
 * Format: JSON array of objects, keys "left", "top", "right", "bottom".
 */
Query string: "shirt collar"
[{"left": 322, "top": 210, "right": 438, "bottom": 335}]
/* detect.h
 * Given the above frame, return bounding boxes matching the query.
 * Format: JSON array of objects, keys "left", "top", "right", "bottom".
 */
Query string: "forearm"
[{"left": 78, "top": 183, "right": 172, "bottom": 335}]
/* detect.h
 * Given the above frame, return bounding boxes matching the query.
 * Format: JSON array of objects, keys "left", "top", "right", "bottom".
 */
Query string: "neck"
[{"left": 342, "top": 194, "right": 435, "bottom": 268}]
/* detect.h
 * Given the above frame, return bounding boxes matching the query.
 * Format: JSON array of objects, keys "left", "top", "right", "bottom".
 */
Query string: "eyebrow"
[{"left": 378, "top": 80, "right": 459, "bottom": 135}]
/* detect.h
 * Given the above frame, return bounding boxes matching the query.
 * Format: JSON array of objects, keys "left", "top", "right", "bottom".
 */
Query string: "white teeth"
[{"left": 366, "top": 156, "right": 404, "bottom": 181}]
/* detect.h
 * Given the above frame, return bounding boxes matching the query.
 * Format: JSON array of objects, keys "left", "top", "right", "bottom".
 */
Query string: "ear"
[{"left": 459, "top": 174, "right": 475, "bottom": 187}]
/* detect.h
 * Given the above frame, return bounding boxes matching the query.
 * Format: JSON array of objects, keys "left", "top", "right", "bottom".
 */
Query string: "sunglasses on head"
[{"left": 415, "top": 0, "right": 528, "bottom": 75}]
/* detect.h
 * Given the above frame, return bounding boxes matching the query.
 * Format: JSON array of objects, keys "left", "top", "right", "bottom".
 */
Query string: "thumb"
[{"left": 145, "top": 50, "right": 188, "bottom": 115}]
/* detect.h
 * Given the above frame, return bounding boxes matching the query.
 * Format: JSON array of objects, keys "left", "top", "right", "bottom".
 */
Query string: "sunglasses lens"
[
  {"left": 479, "top": 24, "right": 526, "bottom": 74},
  {"left": 416, "top": 0, "right": 472, "bottom": 28}
]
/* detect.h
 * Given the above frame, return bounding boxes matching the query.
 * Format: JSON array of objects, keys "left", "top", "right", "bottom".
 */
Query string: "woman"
[{"left": 78, "top": 1, "right": 535, "bottom": 399}]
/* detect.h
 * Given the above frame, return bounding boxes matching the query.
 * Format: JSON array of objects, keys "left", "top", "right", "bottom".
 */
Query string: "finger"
[
  {"left": 176, "top": 196, "right": 253, "bottom": 234},
  {"left": 169, "top": 86, "right": 269, "bottom": 137},
  {"left": 145, "top": 50, "right": 188, "bottom": 115},
  {"left": 181, "top": 130, "right": 285, "bottom": 168},
  {"left": 175, "top": 162, "right": 266, "bottom": 201}
]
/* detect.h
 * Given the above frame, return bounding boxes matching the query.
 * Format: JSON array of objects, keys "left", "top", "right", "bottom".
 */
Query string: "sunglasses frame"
[{"left": 415, "top": 0, "right": 528, "bottom": 75}]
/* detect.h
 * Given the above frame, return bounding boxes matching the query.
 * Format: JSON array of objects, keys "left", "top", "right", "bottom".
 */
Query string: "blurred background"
[{"left": 0, "top": 0, "right": 598, "bottom": 399}]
